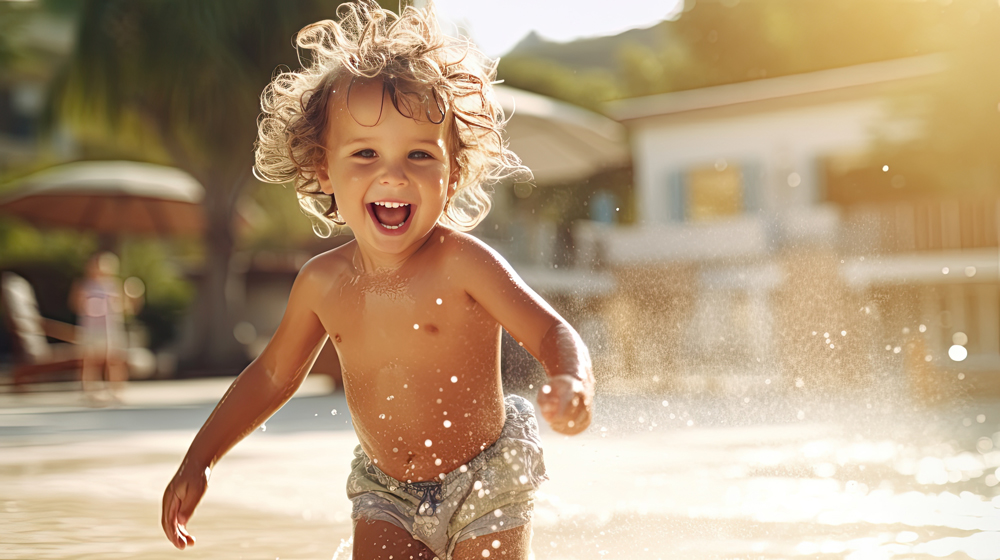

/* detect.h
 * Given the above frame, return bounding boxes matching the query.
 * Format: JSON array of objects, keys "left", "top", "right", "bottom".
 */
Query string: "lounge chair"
[{"left": 1, "top": 272, "right": 82, "bottom": 386}]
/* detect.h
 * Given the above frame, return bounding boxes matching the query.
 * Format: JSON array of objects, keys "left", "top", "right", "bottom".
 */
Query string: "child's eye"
[
  {"left": 409, "top": 151, "right": 433, "bottom": 160},
  {"left": 353, "top": 149, "right": 377, "bottom": 158}
]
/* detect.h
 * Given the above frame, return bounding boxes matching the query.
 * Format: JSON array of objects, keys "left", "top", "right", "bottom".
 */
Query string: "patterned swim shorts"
[{"left": 346, "top": 394, "right": 547, "bottom": 559}]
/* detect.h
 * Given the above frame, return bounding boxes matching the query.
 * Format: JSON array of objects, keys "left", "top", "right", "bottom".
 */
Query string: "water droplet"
[
  {"left": 379, "top": 414, "right": 385, "bottom": 419},
  {"left": 413, "top": 324, "right": 420, "bottom": 330},
  {"left": 942, "top": 267, "right": 950, "bottom": 275},
  {"left": 444, "top": 420, "right": 452, "bottom": 428},
  {"left": 978, "top": 437, "right": 994, "bottom": 453},
  {"left": 450, "top": 376, "right": 458, "bottom": 383},
  {"left": 260, "top": 424, "right": 266, "bottom": 432},
  {"left": 919, "top": 324, "right": 927, "bottom": 333},
  {"left": 949, "top": 345, "right": 968, "bottom": 362},
  {"left": 661, "top": 400, "right": 668, "bottom": 407},
  {"left": 492, "top": 540, "right": 501, "bottom": 549},
  {"left": 882, "top": 165, "right": 889, "bottom": 172},
  {"left": 893, "top": 347, "right": 901, "bottom": 354},
  {"left": 436, "top": 298, "right": 443, "bottom": 305},
  {"left": 386, "top": 395, "right": 394, "bottom": 401},
  {"left": 765, "top": 379, "right": 771, "bottom": 384},
  {"left": 978, "top": 414, "right": 987, "bottom": 423},
  {"left": 435, "top": 458, "right": 442, "bottom": 466},
  {"left": 953, "top": 332, "right": 968, "bottom": 346},
  {"left": 966, "top": 266, "right": 977, "bottom": 277},
  {"left": 686, "top": 419, "right": 694, "bottom": 426},
  {"left": 425, "top": 439, "right": 433, "bottom": 447},
  {"left": 541, "top": 385, "right": 552, "bottom": 394},
  {"left": 823, "top": 332, "right": 829, "bottom": 338},
  {"left": 481, "top": 549, "right": 490, "bottom": 557},
  {"left": 787, "top": 172, "right": 801, "bottom": 187},
  {"left": 331, "top": 409, "right": 338, "bottom": 416},
  {"left": 841, "top": 330, "right": 847, "bottom": 336}
]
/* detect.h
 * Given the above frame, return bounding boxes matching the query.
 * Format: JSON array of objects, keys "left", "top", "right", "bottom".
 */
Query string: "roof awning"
[{"left": 494, "top": 85, "right": 630, "bottom": 185}]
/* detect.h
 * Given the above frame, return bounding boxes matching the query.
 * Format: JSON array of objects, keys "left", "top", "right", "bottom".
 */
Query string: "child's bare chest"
[{"left": 314, "top": 269, "right": 498, "bottom": 372}]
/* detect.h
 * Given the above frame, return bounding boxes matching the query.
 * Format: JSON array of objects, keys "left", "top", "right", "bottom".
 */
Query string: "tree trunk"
[{"left": 177, "top": 172, "right": 249, "bottom": 374}]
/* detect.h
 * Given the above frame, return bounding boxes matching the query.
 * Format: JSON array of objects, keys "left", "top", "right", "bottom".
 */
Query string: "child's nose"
[{"left": 378, "top": 161, "right": 408, "bottom": 187}]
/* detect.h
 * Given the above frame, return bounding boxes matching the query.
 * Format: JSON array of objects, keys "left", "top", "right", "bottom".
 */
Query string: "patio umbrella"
[
  {"left": 0, "top": 160, "right": 205, "bottom": 237},
  {"left": 494, "top": 85, "right": 631, "bottom": 185}
]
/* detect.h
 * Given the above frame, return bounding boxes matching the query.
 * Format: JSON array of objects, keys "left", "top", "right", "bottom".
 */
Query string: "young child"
[
  {"left": 70, "top": 251, "right": 129, "bottom": 403},
  {"left": 161, "top": 2, "right": 594, "bottom": 559}
]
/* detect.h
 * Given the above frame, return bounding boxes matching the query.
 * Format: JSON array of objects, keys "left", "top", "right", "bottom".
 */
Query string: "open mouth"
[{"left": 367, "top": 201, "right": 413, "bottom": 232}]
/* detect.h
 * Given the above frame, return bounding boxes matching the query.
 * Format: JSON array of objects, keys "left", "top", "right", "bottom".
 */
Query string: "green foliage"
[
  {"left": 120, "top": 239, "right": 194, "bottom": 350},
  {"left": 0, "top": 3, "right": 29, "bottom": 75},
  {"left": 0, "top": 218, "right": 95, "bottom": 269},
  {"left": 825, "top": 1, "right": 1000, "bottom": 199},
  {"left": 498, "top": 56, "right": 620, "bottom": 111},
  {"left": 499, "top": 0, "right": 959, "bottom": 108},
  {"left": 237, "top": 181, "right": 323, "bottom": 252}
]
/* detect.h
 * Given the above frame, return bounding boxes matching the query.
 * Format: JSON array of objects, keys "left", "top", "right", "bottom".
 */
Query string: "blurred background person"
[{"left": 69, "top": 251, "right": 132, "bottom": 403}]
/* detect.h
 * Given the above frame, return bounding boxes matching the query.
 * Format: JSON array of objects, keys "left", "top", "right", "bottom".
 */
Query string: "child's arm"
[
  {"left": 457, "top": 236, "right": 595, "bottom": 435},
  {"left": 160, "top": 261, "right": 330, "bottom": 549}
]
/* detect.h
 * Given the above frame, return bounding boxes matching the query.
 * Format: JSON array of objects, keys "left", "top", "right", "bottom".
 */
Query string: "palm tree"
[{"left": 55, "top": 0, "right": 387, "bottom": 369}]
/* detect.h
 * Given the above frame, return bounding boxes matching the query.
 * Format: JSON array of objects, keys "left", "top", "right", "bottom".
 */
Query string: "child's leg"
[
  {"left": 452, "top": 524, "right": 531, "bottom": 560},
  {"left": 80, "top": 351, "right": 105, "bottom": 395},
  {"left": 105, "top": 351, "right": 128, "bottom": 397},
  {"left": 352, "top": 518, "right": 435, "bottom": 560}
]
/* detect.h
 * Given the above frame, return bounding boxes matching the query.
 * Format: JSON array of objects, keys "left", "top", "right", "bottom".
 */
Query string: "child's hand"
[
  {"left": 161, "top": 463, "right": 209, "bottom": 549},
  {"left": 537, "top": 374, "right": 593, "bottom": 435}
]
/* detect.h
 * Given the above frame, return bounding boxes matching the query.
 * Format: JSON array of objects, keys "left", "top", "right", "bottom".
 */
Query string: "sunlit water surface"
[{"left": 2, "top": 385, "right": 1000, "bottom": 560}]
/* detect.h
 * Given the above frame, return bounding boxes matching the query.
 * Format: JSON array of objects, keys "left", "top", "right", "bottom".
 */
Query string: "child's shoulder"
[
  {"left": 434, "top": 227, "right": 504, "bottom": 263},
  {"left": 433, "top": 227, "right": 514, "bottom": 279},
  {"left": 295, "top": 242, "right": 357, "bottom": 285}
]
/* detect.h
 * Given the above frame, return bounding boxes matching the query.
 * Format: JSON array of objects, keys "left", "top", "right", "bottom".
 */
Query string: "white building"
[{"left": 575, "top": 55, "right": 998, "bottom": 391}]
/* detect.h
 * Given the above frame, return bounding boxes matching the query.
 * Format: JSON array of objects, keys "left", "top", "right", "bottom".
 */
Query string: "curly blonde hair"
[{"left": 254, "top": 0, "right": 526, "bottom": 237}]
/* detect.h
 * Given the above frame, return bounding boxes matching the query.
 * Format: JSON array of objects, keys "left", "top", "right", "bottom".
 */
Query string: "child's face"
[{"left": 317, "top": 79, "right": 457, "bottom": 256}]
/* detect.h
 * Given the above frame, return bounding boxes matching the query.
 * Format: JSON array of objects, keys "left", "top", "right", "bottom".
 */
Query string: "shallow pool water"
[{"left": 2, "top": 384, "right": 999, "bottom": 559}]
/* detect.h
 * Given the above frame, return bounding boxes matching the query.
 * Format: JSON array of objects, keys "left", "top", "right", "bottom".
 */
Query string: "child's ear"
[{"left": 316, "top": 162, "right": 334, "bottom": 195}]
